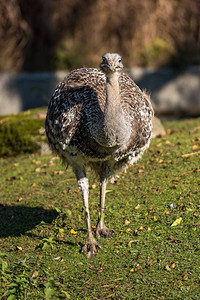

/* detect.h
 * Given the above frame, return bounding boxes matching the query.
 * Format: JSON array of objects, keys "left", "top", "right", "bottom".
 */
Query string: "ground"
[{"left": 0, "top": 115, "right": 200, "bottom": 299}]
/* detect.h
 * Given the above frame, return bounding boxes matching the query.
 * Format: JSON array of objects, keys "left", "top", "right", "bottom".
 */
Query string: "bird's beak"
[{"left": 108, "top": 63, "right": 115, "bottom": 72}]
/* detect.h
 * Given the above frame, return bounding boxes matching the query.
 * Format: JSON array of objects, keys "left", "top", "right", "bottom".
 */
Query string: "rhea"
[{"left": 45, "top": 53, "right": 153, "bottom": 257}]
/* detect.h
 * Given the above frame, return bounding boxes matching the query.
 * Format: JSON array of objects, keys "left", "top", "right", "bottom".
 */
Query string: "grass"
[{"left": 0, "top": 117, "right": 200, "bottom": 299}]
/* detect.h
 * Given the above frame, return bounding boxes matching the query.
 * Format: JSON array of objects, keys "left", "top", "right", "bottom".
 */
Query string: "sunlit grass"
[{"left": 0, "top": 118, "right": 200, "bottom": 299}]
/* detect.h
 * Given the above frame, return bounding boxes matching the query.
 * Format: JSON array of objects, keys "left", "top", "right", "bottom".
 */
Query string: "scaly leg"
[
  {"left": 75, "top": 169, "right": 101, "bottom": 258},
  {"left": 96, "top": 177, "right": 115, "bottom": 239}
]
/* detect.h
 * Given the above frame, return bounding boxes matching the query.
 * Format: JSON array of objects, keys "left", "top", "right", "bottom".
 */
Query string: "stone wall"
[{"left": 0, "top": 67, "right": 200, "bottom": 118}]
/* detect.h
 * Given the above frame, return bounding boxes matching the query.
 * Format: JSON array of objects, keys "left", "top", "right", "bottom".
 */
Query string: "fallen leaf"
[
  {"left": 165, "top": 264, "right": 171, "bottom": 271},
  {"left": 62, "top": 203, "right": 70, "bottom": 207},
  {"left": 171, "top": 217, "right": 182, "bottom": 227},
  {"left": 166, "top": 129, "right": 176, "bottom": 134},
  {"left": 70, "top": 229, "right": 77, "bottom": 235},
  {"left": 171, "top": 262, "right": 176, "bottom": 269},
  {"left": 53, "top": 170, "right": 64, "bottom": 175},
  {"left": 53, "top": 256, "right": 62, "bottom": 261},
  {"left": 148, "top": 206, "right": 155, "bottom": 211},
  {"left": 91, "top": 184, "right": 96, "bottom": 189},
  {"left": 146, "top": 261, "right": 152, "bottom": 267},
  {"left": 192, "top": 137, "right": 200, "bottom": 142},
  {"left": 37, "top": 113, "right": 46, "bottom": 119},
  {"left": 39, "top": 127, "right": 45, "bottom": 134},
  {"left": 157, "top": 143, "right": 162, "bottom": 147},
  {"left": 104, "top": 293, "right": 115, "bottom": 298},
  {"left": 182, "top": 151, "right": 200, "bottom": 158},
  {"left": 52, "top": 156, "right": 59, "bottom": 161},
  {"left": 7, "top": 176, "right": 16, "bottom": 181},
  {"left": 128, "top": 240, "right": 134, "bottom": 247},
  {"left": 138, "top": 226, "right": 144, "bottom": 231},
  {"left": 153, "top": 216, "right": 157, "bottom": 221},
  {"left": 105, "top": 189, "right": 112, "bottom": 194},
  {"left": 48, "top": 163, "right": 55, "bottom": 167},
  {"left": 14, "top": 246, "right": 22, "bottom": 252},
  {"left": 126, "top": 228, "right": 132, "bottom": 232},
  {"left": 124, "top": 219, "right": 130, "bottom": 225},
  {"left": 134, "top": 264, "right": 142, "bottom": 272},
  {"left": 194, "top": 222, "right": 200, "bottom": 227},
  {"left": 192, "top": 145, "right": 200, "bottom": 151},
  {"left": 130, "top": 264, "right": 142, "bottom": 272},
  {"left": 135, "top": 204, "right": 140, "bottom": 210}
]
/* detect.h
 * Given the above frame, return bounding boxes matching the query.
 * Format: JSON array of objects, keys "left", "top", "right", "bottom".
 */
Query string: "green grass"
[{"left": 0, "top": 118, "right": 200, "bottom": 299}]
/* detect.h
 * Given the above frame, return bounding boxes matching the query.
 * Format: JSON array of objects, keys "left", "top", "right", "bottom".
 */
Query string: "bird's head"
[{"left": 100, "top": 53, "right": 123, "bottom": 75}]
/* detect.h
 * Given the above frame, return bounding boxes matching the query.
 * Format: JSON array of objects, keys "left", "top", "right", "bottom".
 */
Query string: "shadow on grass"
[
  {"left": 25, "top": 232, "right": 78, "bottom": 249},
  {"left": 0, "top": 204, "right": 58, "bottom": 238}
]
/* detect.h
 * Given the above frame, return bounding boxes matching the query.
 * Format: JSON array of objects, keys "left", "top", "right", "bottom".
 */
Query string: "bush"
[{"left": 0, "top": 0, "right": 200, "bottom": 71}]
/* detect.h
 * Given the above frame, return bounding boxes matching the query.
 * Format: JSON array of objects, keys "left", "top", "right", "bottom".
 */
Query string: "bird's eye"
[{"left": 118, "top": 59, "right": 121, "bottom": 63}]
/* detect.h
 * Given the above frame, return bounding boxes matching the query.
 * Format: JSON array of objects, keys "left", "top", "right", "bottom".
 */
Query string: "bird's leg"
[
  {"left": 76, "top": 171, "right": 101, "bottom": 258},
  {"left": 96, "top": 177, "right": 115, "bottom": 239}
]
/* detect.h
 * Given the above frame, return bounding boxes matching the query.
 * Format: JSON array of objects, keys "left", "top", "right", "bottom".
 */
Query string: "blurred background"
[{"left": 0, "top": 0, "right": 200, "bottom": 118}]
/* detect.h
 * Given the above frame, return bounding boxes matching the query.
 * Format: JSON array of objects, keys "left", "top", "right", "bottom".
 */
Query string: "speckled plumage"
[
  {"left": 45, "top": 53, "right": 153, "bottom": 257},
  {"left": 46, "top": 68, "right": 153, "bottom": 168}
]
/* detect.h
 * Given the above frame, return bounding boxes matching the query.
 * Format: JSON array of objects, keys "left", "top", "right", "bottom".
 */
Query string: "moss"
[{"left": 0, "top": 108, "right": 47, "bottom": 157}]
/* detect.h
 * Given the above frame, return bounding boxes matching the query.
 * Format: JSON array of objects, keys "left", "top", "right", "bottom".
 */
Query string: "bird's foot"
[
  {"left": 82, "top": 234, "right": 101, "bottom": 259},
  {"left": 96, "top": 219, "right": 115, "bottom": 239}
]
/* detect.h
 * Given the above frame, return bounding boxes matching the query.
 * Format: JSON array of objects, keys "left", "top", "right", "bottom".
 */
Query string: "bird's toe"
[
  {"left": 82, "top": 235, "right": 101, "bottom": 258},
  {"left": 96, "top": 221, "right": 115, "bottom": 239}
]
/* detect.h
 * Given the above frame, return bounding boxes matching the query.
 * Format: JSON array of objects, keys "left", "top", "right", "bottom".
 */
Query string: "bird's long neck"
[
  {"left": 95, "top": 72, "right": 131, "bottom": 147},
  {"left": 105, "top": 73, "right": 121, "bottom": 118}
]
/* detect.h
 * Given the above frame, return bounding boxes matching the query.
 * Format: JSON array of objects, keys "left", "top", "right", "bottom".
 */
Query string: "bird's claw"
[
  {"left": 82, "top": 234, "right": 101, "bottom": 258},
  {"left": 96, "top": 220, "right": 115, "bottom": 239}
]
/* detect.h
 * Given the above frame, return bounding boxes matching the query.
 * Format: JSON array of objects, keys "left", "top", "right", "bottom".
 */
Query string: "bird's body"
[{"left": 46, "top": 53, "right": 153, "bottom": 257}]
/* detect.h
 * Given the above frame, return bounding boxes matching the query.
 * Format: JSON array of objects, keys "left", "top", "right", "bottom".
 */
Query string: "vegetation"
[
  {"left": 0, "top": 117, "right": 200, "bottom": 299},
  {"left": 0, "top": 0, "right": 200, "bottom": 72},
  {"left": 0, "top": 108, "right": 46, "bottom": 157}
]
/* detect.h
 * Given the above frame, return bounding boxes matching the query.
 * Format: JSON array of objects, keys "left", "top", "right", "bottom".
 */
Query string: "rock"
[
  {"left": 130, "top": 66, "right": 200, "bottom": 118},
  {"left": 38, "top": 142, "right": 52, "bottom": 156},
  {"left": 152, "top": 116, "right": 166, "bottom": 138},
  {"left": 1, "top": 67, "right": 200, "bottom": 118}
]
